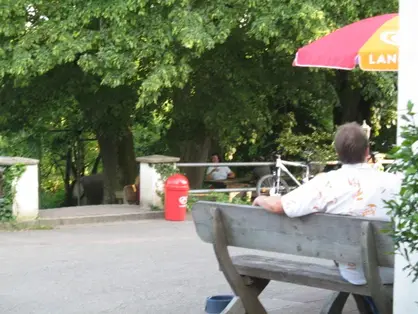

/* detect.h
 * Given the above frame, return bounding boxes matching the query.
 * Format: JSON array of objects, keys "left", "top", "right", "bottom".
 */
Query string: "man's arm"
[
  {"left": 227, "top": 170, "right": 235, "bottom": 179},
  {"left": 224, "top": 167, "right": 235, "bottom": 179},
  {"left": 252, "top": 175, "right": 328, "bottom": 217},
  {"left": 206, "top": 167, "right": 218, "bottom": 180},
  {"left": 252, "top": 195, "right": 284, "bottom": 214}
]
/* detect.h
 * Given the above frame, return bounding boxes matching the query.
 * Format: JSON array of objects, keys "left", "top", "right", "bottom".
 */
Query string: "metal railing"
[
  {"left": 177, "top": 161, "right": 303, "bottom": 167},
  {"left": 189, "top": 187, "right": 257, "bottom": 194},
  {"left": 176, "top": 161, "right": 303, "bottom": 194},
  {"left": 177, "top": 159, "right": 395, "bottom": 195}
]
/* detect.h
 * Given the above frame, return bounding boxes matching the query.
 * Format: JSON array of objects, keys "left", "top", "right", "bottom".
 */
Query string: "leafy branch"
[
  {"left": 0, "top": 164, "right": 26, "bottom": 221},
  {"left": 152, "top": 163, "right": 181, "bottom": 210},
  {"left": 386, "top": 101, "right": 418, "bottom": 282}
]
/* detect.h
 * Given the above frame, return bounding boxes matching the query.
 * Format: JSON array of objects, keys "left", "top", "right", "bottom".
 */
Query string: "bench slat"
[
  {"left": 232, "top": 255, "right": 381, "bottom": 295},
  {"left": 192, "top": 201, "right": 394, "bottom": 267}
]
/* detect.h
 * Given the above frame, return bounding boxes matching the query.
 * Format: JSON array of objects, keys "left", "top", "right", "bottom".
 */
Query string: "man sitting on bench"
[{"left": 253, "top": 122, "right": 401, "bottom": 287}]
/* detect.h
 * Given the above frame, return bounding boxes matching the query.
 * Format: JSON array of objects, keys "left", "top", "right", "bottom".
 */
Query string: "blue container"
[{"left": 205, "top": 295, "right": 234, "bottom": 314}]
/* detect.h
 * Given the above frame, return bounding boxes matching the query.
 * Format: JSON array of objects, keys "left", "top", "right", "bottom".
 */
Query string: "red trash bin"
[{"left": 164, "top": 174, "right": 190, "bottom": 221}]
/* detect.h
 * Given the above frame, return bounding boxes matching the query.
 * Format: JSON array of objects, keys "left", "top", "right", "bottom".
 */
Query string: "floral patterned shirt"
[{"left": 281, "top": 163, "right": 401, "bottom": 285}]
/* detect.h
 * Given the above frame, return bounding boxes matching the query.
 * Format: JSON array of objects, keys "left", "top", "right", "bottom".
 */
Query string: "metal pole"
[
  {"left": 178, "top": 162, "right": 274, "bottom": 167},
  {"left": 178, "top": 161, "right": 346, "bottom": 167},
  {"left": 189, "top": 187, "right": 257, "bottom": 194}
]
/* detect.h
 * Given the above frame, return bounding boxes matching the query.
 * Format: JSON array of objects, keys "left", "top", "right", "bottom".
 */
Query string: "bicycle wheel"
[{"left": 256, "top": 174, "right": 290, "bottom": 196}]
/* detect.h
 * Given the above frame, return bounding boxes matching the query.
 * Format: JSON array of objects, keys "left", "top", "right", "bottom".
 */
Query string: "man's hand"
[
  {"left": 252, "top": 195, "right": 285, "bottom": 214},
  {"left": 206, "top": 168, "right": 218, "bottom": 180},
  {"left": 252, "top": 196, "right": 267, "bottom": 207}
]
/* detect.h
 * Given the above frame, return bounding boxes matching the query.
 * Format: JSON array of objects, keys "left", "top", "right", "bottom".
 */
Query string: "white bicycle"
[{"left": 255, "top": 154, "right": 312, "bottom": 196}]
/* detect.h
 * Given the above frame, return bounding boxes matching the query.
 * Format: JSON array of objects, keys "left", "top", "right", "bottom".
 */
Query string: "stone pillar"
[
  {"left": 0, "top": 157, "right": 39, "bottom": 221},
  {"left": 136, "top": 155, "right": 180, "bottom": 210},
  {"left": 394, "top": 2, "right": 418, "bottom": 312}
]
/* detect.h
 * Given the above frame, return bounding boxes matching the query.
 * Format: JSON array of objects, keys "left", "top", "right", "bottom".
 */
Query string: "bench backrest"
[{"left": 192, "top": 201, "right": 394, "bottom": 267}]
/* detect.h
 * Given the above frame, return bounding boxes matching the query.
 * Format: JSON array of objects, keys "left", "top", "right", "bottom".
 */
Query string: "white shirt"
[
  {"left": 281, "top": 163, "right": 401, "bottom": 285},
  {"left": 206, "top": 166, "right": 232, "bottom": 181}
]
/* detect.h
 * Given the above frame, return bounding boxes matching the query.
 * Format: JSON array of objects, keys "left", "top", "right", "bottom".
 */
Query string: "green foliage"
[
  {"left": 0, "top": 222, "right": 53, "bottom": 231},
  {"left": 0, "top": 0, "right": 248, "bottom": 102},
  {"left": 0, "top": 0, "right": 400, "bottom": 205},
  {"left": 0, "top": 130, "right": 100, "bottom": 208},
  {"left": 187, "top": 192, "right": 250, "bottom": 212},
  {"left": 153, "top": 164, "right": 181, "bottom": 184},
  {"left": 278, "top": 130, "right": 335, "bottom": 161},
  {"left": 359, "top": 72, "right": 398, "bottom": 151},
  {"left": 0, "top": 133, "right": 37, "bottom": 158},
  {"left": 132, "top": 105, "right": 171, "bottom": 157},
  {"left": 386, "top": 101, "right": 418, "bottom": 282},
  {"left": 40, "top": 189, "right": 66, "bottom": 210},
  {"left": 275, "top": 113, "right": 335, "bottom": 162},
  {"left": 153, "top": 163, "right": 181, "bottom": 209},
  {"left": 0, "top": 164, "right": 26, "bottom": 221}
]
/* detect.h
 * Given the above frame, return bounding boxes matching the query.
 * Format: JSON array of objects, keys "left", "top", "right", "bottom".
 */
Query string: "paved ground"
[{"left": 0, "top": 220, "right": 358, "bottom": 314}]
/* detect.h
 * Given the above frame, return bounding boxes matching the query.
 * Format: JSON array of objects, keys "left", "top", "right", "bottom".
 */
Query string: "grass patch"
[
  {"left": 150, "top": 205, "right": 163, "bottom": 211},
  {"left": 0, "top": 221, "right": 54, "bottom": 231},
  {"left": 40, "top": 188, "right": 66, "bottom": 209}
]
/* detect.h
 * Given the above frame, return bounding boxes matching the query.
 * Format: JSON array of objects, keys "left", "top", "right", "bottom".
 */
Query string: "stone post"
[
  {"left": 136, "top": 155, "right": 180, "bottom": 210},
  {"left": 394, "top": 2, "right": 418, "bottom": 312},
  {"left": 0, "top": 157, "right": 39, "bottom": 221}
]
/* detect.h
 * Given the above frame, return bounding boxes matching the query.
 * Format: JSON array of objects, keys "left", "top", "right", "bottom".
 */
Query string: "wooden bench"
[{"left": 192, "top": 201, "right": 394, "bottom": 314}]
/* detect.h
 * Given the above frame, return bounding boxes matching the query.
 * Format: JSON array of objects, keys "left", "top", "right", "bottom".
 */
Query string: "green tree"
[
  {"left": 0, "top": 0, "right": 399, "bottom": 197},
  {"left": 0, "top": 0, "right": 249, "bottom": 201}
]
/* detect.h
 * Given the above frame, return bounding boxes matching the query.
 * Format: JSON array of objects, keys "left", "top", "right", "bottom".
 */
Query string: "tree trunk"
[
  {"left": 91, "top": 154, "right": 101, "bottom": 174},
  {"left": 167, "top": 87, "right": 214, "bottom": 189},
  {"left": 79, "top": 138, "right": 85, "bottom": 177},
  {"left": 64, "top": 147, "right": 73, "bottom": 206},
  {"left": 117, "top": 129, "right": 137, "bottom": 187},
  {"left": 210, "top": 139, "right": 224, "bottom": 159},
  {"left": 358, "top": 95, "right": 372, "bottom": 125},
  {"left": 334, "top": 71, "right": 363, "bottom": 124},
  {"left": 96, "top": 127, "right": 137, "bottom": 204},
  {"left": 97, "top": 133, "right": 120, "bottom": 204},
  {"left": 178, "top": 136, "right": 212, "bottom": 189},
  {"left": 341, "top": 89, "right": 362, "bottom": 123},
  {"left": 76, "top": 79, "right": 138, "bottom": 204}
]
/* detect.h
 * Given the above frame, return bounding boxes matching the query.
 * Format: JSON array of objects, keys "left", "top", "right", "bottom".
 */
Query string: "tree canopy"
[{"left": 0, "top": 0, "right": 399, "bottom": 204}]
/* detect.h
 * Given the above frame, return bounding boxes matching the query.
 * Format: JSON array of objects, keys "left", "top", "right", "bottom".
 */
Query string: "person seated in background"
[
  {"left": 252, "top": 122, "right": 401, "bottom": 292},
  {"left": 206, "top": 153, "right": 235, "bottom": 188}
]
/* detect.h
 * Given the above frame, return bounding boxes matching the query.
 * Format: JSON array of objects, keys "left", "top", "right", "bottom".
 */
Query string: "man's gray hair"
[{"left": 334, "top": 122, "right": 369, "bottom": 164}]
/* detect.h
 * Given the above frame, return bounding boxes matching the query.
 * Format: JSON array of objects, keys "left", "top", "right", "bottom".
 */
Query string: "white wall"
[
  {"left": 136, "top": 155, "right": 180, "bottom": 211},
  {"left": 12, "top": 164, "right": 39, "bottom": 221},
  {"left": 139, "top": 163, "right": 163, "bottom": 210},
  {"left": 394, "top": 1, "right": 418, "bottom": 312}
]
